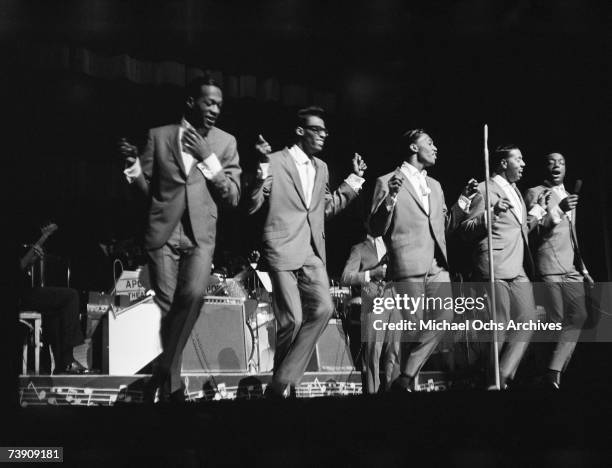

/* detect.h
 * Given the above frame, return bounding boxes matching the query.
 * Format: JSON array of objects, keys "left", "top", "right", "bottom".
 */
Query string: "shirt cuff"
[
  {"left": 528, "top": 204, "right": 547, "bottom": 221},
  {"left": 385, "top": 194, "right": 397, "bottom": 212},
  {"left": 197, "top": 153, "right": 223, "bottom": 180},
  {"left": 364, "top": 271, "right": 370, "bottom": 283},
  {"left": 257, "top": 163, "right": 270, "bottom": 180},
  {"left": 123, "top": 158, "right": 142, "bottom": 183},
  {"left": 457, "top": 195, "right": 472, "bottom": 213},
  {"left": 345, "top": 173, "right": 365, "bottom": 193}
]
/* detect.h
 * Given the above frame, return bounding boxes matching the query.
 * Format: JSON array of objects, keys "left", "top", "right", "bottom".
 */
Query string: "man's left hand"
[
  {"left": 462, "top": 178, "right": 479, "bottom": 198},
  {"left": 352, "top": 153, "right": 367, "bottom": 177},
  {"left": 182, "top": 127, "right": 211, "bottom": 163},
  {"left": 584, "top": 273, "right": 595, "bottom": 288},
  {"left": 537, "top": 189, "right": 552, "bottom": 208}
]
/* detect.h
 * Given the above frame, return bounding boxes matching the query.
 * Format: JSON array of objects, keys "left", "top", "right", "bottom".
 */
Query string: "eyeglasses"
[{"left": 303, "top": 125, "right": 330, "bottom": 137}]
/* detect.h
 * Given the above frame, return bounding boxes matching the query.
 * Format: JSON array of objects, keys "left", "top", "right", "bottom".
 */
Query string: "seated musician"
[
  {"left": 341, "top": 232, "right": 399, "bottom": 394},
  {"left": 19, "top": 224, "right": 87, "bottom": 374}
]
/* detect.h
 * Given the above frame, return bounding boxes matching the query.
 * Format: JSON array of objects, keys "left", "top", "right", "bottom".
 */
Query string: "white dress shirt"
[
  {"left": 400, "top": 161, "right": 431, "bottom": 213},
  {"left": 257, "top": 145, "right": 365, "bottom": 205},
  {"left": 386, "top": 161, "right": 473, "bottom": 214},
  {"left": 549, "top": 184, "right": 572, "bottom": 223},
  {"left": 288, "top": 145, "right": 317, "bottom": 208},
  {"left": 490, "top": 174, "right": 546, "bottom": 225},
  {"left": 124, "top": 119, "right": 223, "bottom": 183},
  {"left": 492, "top": 174, "right": 524, "bottom": 221}
]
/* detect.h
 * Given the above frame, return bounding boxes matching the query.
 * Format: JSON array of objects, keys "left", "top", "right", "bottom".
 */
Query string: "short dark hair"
[
  {"left": 185, "top": 72, "right": 220, "bottom": 100},
  {"left": 492, "top": 144, "right": 520, "bottom": 168},
  {"left": 400, "top": 128, "right": 426, "bottom": 153},
  {"left": 296, "top": 106, "right": 325, "bottom": 128}
]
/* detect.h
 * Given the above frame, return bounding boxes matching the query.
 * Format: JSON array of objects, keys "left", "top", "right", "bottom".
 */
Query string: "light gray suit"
[
  {"left": 369, "top": 167, "right": 466, "bottom": 379},
  {"left": 131, "top": 123, "right": 241, "bottom": 394},
  {"left": 525, "top": 183, "right": 587, "bottom": 372},
  {"left": 459, "top": 177, "right": 538, "bottom": 382},
  {"left": 249, "top": 148, "right": 359, "bottom": 386}
]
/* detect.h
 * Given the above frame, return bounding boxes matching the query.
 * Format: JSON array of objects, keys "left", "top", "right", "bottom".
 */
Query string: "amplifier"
[{"left": 181, "top": 297, "right": 258, "bottom": 373}]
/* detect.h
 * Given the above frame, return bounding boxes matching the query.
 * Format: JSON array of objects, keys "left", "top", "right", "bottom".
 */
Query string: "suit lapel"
[
  {"left": 513, "top": 185, "right": 527, "bottom": 225},
  {"left": 489, "top": 178, "right": 522, "bottom": 226},
  {"left": 167, "top": 125, "right": 187, "bottom": 178},
  {"left": 426, "top": 177, "right": 439, "bottom": 217},
  {"left": 282, "top": 148, "right": 308, "bottom": 209},
  {"left": 397, "top": 168, "right": 428, "bottom": 216}
]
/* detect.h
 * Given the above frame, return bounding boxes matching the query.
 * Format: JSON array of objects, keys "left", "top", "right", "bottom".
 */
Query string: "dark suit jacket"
[
  {"left": 369, "top": 168, "right": 465, "bottom": 279},
  {"left": 132, "top": 124, "right": 241, "bottom": 250},
  {"left": 459, "top": 178, "right": 538, "bottom": 280},
  {"left": 249, "top": 148, "right": 358, "bottom": 271},
  {"left": 341, "top": 239, "right": 382, "bottom": 287},
  {"left": 524, "top": 183, "right": 585, "bottom": 276}
]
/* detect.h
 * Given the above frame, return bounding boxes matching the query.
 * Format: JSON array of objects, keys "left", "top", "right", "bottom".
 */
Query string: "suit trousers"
[
  {"left": 361, "top": 283, "right": 400, "bottom": 393},
  {"left": 541, "top": 271, "right": 587, "bottom": 372},
  {"left": 394, "top": 261, "right": 454, "bottom": 379},
  {"left": 147, "top": 219, "right": 212, "bottom": 394},
  {"left": 487, "top": 274, "right": 536, "bottom": 381},
  {"left": 269, "top": 248, "right": 334, "bottom": 386}
]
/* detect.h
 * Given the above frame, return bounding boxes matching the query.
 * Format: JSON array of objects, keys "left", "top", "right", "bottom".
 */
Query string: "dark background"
[
  {"left": 1, "top": 0, "right": 612, "bottom": 457},
  {"left": 4, "top": 0, "right": 611, "bottom": 289}
]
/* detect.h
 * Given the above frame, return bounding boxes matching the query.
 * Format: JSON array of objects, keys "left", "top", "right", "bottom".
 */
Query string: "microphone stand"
[{"left": 483, "top": 124, "right": 501, "bottom": 390}]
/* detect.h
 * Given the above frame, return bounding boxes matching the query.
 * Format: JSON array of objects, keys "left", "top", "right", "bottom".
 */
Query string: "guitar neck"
[{"left": 33, "top": 232, "right": 52, "bottom": 248}]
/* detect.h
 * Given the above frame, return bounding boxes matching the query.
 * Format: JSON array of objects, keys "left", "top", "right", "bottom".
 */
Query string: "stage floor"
[{"left": 17, "top": 371, "right": 451, "bottom": 406}]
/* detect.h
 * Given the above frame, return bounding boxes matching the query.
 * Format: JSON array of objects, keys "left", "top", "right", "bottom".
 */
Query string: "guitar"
[{"left": 20, "top": 223, "right": 58, "bottom": 272}]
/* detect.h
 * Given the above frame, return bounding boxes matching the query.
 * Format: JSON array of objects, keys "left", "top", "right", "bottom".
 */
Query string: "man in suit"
[
  {"left": 120, "top": 75, "right": 241, "bottom": 402},
  {"left": 524, "top": 152, "right": 593, "bottom": 388},
  {"left": 369, "top": 129, "right": 476, "bottom": 392},
  {"left": 249, "top": 106, "right": 367, "bottom": 398},
  {"left": 341, "top": 234, "right": 399, "bottom": 394},
  {"left": 459, "top": 144, "right": 547, "bottom": 389}
]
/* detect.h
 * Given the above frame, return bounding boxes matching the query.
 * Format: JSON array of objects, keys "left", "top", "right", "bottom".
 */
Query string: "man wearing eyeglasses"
[
  {"left": 250, "top": 106, "right": 367, "bottom": 398},
  {"left": 369, "top": 129, "right": 477, "bottom": 392}
]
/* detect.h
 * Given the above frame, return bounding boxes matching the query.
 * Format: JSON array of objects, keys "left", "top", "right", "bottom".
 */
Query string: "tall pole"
[{"left": 483, "top": 124, "right": 501, "bottom": 390}]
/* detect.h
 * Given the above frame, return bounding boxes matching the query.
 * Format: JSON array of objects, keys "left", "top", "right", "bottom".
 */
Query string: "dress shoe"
[
  {"left": 531, "top": 372, "right": 560, "bottom": 390},
  {"left": 389, "top": 375, "right": 415, "bottom": 393},
  {"left": 263, "top": 382, "right": 288, "bottom": 400},
  {"left": 166, "top": 385, "right": 187, "bottom": 403},
  {"left": 142, "top": 377, "right": 160, "bottom": 404},
  {"left": 58, "top": 360, "right": 88, "bottom": 375},
  {"left": 486, "top": 375, "right": 509, "bottom": 391}
]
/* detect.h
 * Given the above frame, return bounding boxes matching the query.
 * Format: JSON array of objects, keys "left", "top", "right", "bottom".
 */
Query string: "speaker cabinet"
[
  {"left": 182, "top": 297, "right": 255, "bottom": 373},
  {"left": 100, "top": 296, "right": 162, "bottom": 375},
  {"left": 308, "top": 319, "right": 355, "bottom": 371}
]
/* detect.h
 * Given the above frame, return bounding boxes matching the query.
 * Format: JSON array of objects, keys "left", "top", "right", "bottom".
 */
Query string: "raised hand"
[
  {"left": 370, "top": 264, "right": 387, "bottom": 281},
  {"left": 182, "top": 127, "right": 211, "bottom": 162},
  {"left": 352, "top": 153, "right": 367, "bottom": 177},
  {"left": 584, "top": 272, "right": 595, "bottom": 289},
  {"left": 537, "top": 189, "right": 552, "bottom": 208},
  {"left": 254, "top": 134, "right": 272, "bottom": 162},
  {"left": 388, "top": 174, "right": 403, "bottom": 196},
  {"left": 462, "top": 178, "right": 479, "bottom": 197},
  {"left": 493, "top": 197, "right": 513, "bottom": 216},
  {"left": 559, "top": 194, "right": 579, "bottom": 212},
  {"left": 118, "top": 138, "right": 138, "bottom": 167}
]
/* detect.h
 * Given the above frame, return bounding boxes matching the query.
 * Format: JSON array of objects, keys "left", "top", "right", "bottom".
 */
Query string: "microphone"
[{"left": 573, "top": 179, "right": 583, "bottom": 195}]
